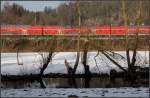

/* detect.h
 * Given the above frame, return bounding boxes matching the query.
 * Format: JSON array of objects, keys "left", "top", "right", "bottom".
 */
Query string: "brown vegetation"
[{"left": 1, "top": 1, "right": 149, "bottom": 26}]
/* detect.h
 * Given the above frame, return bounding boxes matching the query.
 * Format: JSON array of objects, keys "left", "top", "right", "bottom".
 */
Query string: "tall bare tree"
[
  {"left": 64, "top": 1, "right": 81, "bottom": 75},
  {"left": 39, "top": 36, "right": 57, "bottom": 76}
]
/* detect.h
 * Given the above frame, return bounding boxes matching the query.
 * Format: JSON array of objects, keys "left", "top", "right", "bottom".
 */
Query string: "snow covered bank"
[
  {"left": 1, "top": 51, "right": 149, "bottom": 75},
  {"left": 1, "top": 87, "right": 149, "bottom": 97}
]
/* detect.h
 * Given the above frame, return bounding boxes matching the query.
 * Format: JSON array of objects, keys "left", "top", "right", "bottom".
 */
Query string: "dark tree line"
[{"left": 1, "top": 1, "right": 149, "bottom": 26}]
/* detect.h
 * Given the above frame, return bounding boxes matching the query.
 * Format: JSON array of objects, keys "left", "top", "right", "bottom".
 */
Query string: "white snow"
[
  {"left": 1, "top": 87, "right": 149, "bottom": 97},
  {"left": 1, "top": 51, "right": 149, "bottom": 75}
]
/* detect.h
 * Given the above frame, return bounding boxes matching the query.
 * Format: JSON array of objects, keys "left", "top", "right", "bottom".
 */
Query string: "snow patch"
[{"left": 1, "top": 87, "right": 149, "bottom": 97}]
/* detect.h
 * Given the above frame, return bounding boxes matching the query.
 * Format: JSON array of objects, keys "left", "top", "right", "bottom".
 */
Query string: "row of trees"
[{"left": 1, "top": 1, "right": 149, "bottom": 26}]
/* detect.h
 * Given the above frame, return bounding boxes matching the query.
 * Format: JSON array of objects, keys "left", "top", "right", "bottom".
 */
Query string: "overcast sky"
[{"left": 1, "top": 1, "right": 66, "bottom": 12}]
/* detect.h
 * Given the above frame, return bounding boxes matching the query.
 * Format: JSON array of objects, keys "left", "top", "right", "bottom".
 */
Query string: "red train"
[{"left": 0, "top": 25, "right": 149, "bottom": 35}]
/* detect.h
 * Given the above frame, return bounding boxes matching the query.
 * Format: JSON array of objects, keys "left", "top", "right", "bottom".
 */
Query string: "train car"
[
  {"left": 96, "top": 26, "right": 128, "bottom": 35},
  {"left": 60, "top": 27, "right": 92, "bottom": 35},
  {"left": 111, "top": 26, "right": 125, "bottom": 35},
  {"left": 96, "top": 26, "right": 149, "bottom": 35},
  {"left": 61, "top": 27, "right": 77, "bottom": 35},
  {"left": 44, "top": 26, "right": 59, "bottom": 35},
  {"left": 26, "top": 26, "right": 44, "bottom": 35},
  {"left": 96, "top": 26, "right": 112, "bottom": 35},
  {"left": 126, "top": 26, "right": 149, "bottom": 35},
  {"left": 25, "top": 26, "right": 59, "bottom": 35},
  {"left": 0, "top": 27, "right": 23, "bottom": 35}
]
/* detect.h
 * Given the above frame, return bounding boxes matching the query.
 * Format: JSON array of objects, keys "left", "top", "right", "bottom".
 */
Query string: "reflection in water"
[
  {"left": 1, "top": 77, "right": 148, "bottom": 89},
  {"left": 84, "top": 77, "right": 91, "bottom": 88},
  {"left": 68, "top": 78, "right": 77, "bottom": 88}
]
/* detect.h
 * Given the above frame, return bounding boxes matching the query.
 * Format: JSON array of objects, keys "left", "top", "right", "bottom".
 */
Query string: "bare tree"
[
  {"left": 82, "top": 39, "right": 91, "bottom": 75},
  {"left": 71, "top": 0, "right": 81, "bottom": 75},
  {"left": 103, "top": 0, "right": 144, "bottom": 82},
  {"left": 91, "top": 0, "right": 145, "bottom": 82},
  {"left": 64, "top": 1, "right": 81, "bottom": 75},
  {"left": 13, "top": 38, "right": 29, "bottom": 65},
  {"left": 34, "top": 36, "right": 57, "bottom": 88}
]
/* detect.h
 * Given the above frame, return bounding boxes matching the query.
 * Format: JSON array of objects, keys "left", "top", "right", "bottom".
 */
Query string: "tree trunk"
[
  {"left": 64, "top": 59, "right": 73, "bottom": 75},
  {"left": 126, "top": 49, "right": 130, "bottom": 67},
  {"left": 82, "top": 40, "right": 90, "bottom": 75},
  {"left": 72, "top": 1, "right": 81, "bottom": 75},
  {"left": 17, "top": 48, "right": 20, "bottom": 65},
  {"left": 16, "top": 48, "right": 23, "bottom": 65},
  {"left": 39, "top": 51, "right": 53, "bottom": 88},
  {"left": 38, "top": 77, "right": 46, "bottom": 88},
  {"left": 40, "top": 51, "right": 53, "bottom": 76},
  {"left": 72, "top": 52, "right": 80, "bottom": 75}
]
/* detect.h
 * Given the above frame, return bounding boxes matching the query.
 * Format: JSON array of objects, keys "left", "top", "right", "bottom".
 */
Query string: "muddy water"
[{"left": 1, "top": 77, "right": 148, "bottom": 89}]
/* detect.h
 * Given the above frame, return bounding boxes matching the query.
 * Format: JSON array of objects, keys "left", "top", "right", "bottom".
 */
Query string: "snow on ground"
[
  {"left": 1, "top": 51, "right": 149, "bottom": 75},
  {"left": 1, "top": 87, "right": 149, "bottom": 97}
]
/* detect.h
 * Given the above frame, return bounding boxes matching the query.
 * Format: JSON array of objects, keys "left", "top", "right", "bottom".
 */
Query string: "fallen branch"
[
  {"left": 94, "top": 50, "right": 101, "bottom": 74},
  {"left": 102, "top": 51, "right": 127, "bottom": 72}
]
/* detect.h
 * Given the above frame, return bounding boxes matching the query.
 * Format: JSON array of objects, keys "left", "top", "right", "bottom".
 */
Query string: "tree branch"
[{"left": 102, "top": 51, "right": 127, "bottom": 72}]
